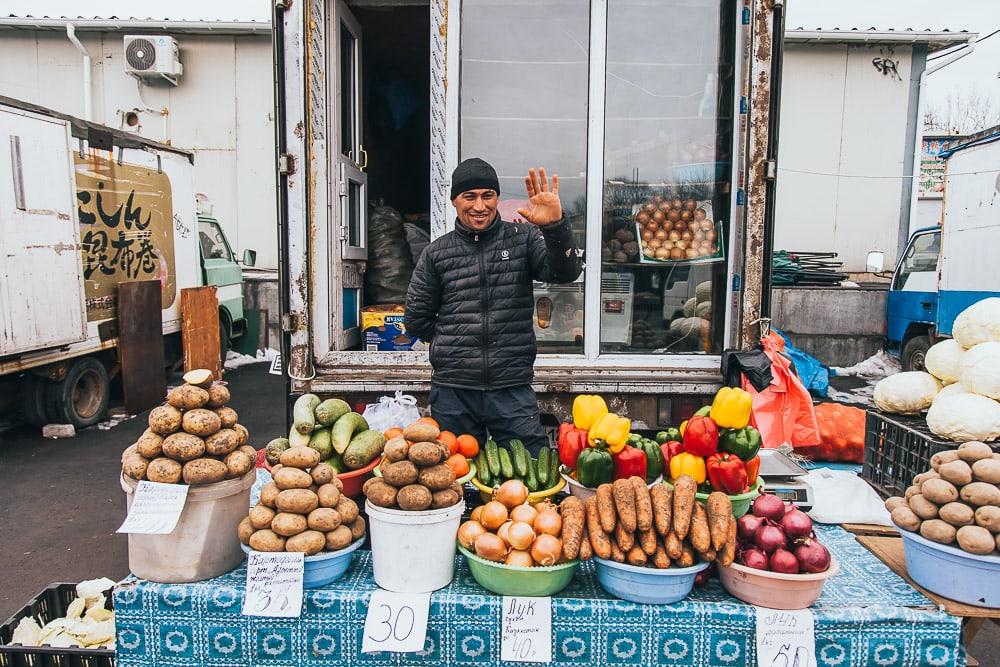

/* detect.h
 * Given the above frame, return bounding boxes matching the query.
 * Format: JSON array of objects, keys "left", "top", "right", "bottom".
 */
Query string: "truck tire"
[
  {"left": 902, "top": 335, "right": 931, "bottom": 373},
  {"left": 45, "top": 357, "right": 110, "bottom": 428},
  {"left": 17, "top": 374, "right": 50, "bottom": 425}
]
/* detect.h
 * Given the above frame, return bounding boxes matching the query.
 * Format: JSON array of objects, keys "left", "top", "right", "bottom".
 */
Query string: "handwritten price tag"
[
  {"left": 242, "top": 552, "right": 304, "bottom": 618},
  {"left": 361, "top": 590, "right": 430, "bottom": 654},
  {"left": 755, "top": 607, "right": 816, "bottom": 667},
  {"left": 117, "top": 481, "right": 188, "bottom": 534},
  {"left": 501, "top": 596, "right": 552, "bottom": 663}
]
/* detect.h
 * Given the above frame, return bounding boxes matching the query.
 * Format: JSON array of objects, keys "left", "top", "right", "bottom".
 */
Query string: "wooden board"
[
  {"left": 181, "top": 286, "right": 221, "bottom": 380},
  {"left": 841, "top": 523, "right": 899, "bottom": 537},
  {"left": 856, "top": 535, "right": 1000, "bottom": 619},
  {"left": 118, "top": 280, "right": 166, "bottom": 414}
]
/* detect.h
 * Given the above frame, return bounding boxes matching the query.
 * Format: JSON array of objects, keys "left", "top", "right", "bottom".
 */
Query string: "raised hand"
[{"left": 516, "top": 167, "right": 563, "bottom": 227}]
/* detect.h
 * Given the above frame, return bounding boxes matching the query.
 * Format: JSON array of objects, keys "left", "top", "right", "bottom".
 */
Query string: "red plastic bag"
[
  {"left": 741, "top": 332, "right": 820, "bottom": 449},
  {"left": 796, "top": 402, "right": 865, "bottom": 463}
]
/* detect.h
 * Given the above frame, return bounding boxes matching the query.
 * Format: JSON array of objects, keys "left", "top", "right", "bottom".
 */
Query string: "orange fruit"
[
  {"left": 417, "top": 416, "right": 440, "bottom": 429},
  {"left": 445, "top": 453, "right": 470, "bottom": 478},
  {"left": 456, "top": 434, "right": 480, "bottom": 458},
  {"left": 439, "top": 431, "right": 459, "bottom": 455},
  {"left": 384, "top": 427, "right": 403, "bottom": 440}
]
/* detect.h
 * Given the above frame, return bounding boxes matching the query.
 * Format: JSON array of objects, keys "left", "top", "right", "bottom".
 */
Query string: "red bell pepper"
[
  {"left": 683, "top": 416, "right": 719, "bottom": 458},
  {"left": 558, "top": 423, "right": 589, "bottom": 469},
  {"left": 706, "top": 452, "right": 748, "bottom": 494},
  {"left": 612, "top": 445, "right": 647, "bottom": 481},
  {"left": 659, "top": 440, "right": 684, "bottom": 469},
  {"left": 745, "top": 454, "right": 761, "bottom": 487}
]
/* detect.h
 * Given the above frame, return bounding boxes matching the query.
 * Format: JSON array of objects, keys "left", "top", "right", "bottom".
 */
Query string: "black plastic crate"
[
  {"left": 862, "top": 410, "right": 999, "bottom": 498},
  {"left": 0, "top": 584, "right": 114, "bottom": 667}
]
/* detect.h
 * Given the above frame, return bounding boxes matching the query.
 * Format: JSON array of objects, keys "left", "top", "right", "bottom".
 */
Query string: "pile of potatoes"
[
  {"left": 239, "top": 446, "right": 365, "bottom": 555},
  {"left": 121, "top": 369, "right": 255, "bottom": 486},
  {"left": 362, "top": 421, "right": 463, "bottom": 511},
  {"left": 886, "top": 441, "right": 1000, "bottom": 556}
]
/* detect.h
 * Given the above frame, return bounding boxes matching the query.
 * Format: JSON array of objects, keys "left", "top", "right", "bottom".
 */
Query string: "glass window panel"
[
  {"left": 600, "top": 0, "right": 735, "bottom": 354},
  {"left": 893, "top": 232, "right": 939, "bottom": 290},
  {"left": 340, "top": 21, "right": 356, "bottom": 159},
  {"left": 460, "top": 0, "right": 590, "bottom": 354},
  {"left": 347, "top": 179, "right": 362, "bottom": 247},
  {"left": 198, "top": 221, "right": 233, "bottom": 262}
]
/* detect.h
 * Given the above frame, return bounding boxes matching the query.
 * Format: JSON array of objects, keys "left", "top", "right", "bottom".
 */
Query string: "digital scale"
[{"left": 759, "top": 448, "right": 814, "bottom": 511}]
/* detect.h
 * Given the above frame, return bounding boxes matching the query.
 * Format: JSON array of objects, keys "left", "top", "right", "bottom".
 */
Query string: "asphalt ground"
[{"left": 0, "top": 366, "right": 995, "bottom": 662}]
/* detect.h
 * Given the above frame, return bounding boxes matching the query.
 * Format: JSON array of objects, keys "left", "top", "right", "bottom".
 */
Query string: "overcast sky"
[{"left": 6, "top": 0, "right": 999, "bottom": 114}]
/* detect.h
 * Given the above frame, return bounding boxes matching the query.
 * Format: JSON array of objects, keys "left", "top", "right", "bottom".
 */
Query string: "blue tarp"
[{"left": 774, "top": 328, "right": 831, "bottom": 398}]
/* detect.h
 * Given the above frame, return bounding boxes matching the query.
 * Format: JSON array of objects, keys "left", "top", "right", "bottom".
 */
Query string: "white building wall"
[{"left": 0, "top": 29, "right": 277, "bottom": 268}]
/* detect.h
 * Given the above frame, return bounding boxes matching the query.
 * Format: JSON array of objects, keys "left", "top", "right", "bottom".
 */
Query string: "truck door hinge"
[
  {"left": 281, "top": 313, "right": 295, "bottom": 332},
  {"left": 278, "top": 153, "right": 295, "bottom": 176},
  {"left": 765, "top": 159, "right": 777, "bottom": 180}
]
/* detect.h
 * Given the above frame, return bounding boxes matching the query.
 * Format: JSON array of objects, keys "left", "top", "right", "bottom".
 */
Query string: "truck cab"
[{"left": 886, "top": 226, "right": 941, "bottom": 371}]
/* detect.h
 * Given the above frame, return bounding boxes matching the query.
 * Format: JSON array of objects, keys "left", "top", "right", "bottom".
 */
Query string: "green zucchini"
[
  {"left": 548, "top": 451, "right": 560, "bottom": 489},
  {"left": 343, "top": 429, "right": 387, "bottom": 470},
  {"left": 509, "top": 439, "right": 529, "bottom": 477},
  {"left": 292, "top": 393, "right": 321, "bottom": 435},
  {"left": 308, "top": 427, "right": 334, "bottom": 459},
  {"left": 315, "top": 398, "right": 351, "bottom": 427},
  {"left": 537, "top": 447, "right": 551, "bottom": 488},
  {"left": 288, "top": 426, "right": 311, "bottom": 448},
  {"left": 485, "top": 439, "right": 501, "bottom": 478},
  {"left": 331, "top": 412, "right": 368, "bottom": 455},
  {"left": 264, "top": 437, "right": 290, "bottom": 465}
]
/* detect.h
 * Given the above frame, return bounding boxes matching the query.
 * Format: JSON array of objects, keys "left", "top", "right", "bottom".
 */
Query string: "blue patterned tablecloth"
[{"left": 113, "top": 523, "right": 963, "bottom": 667}]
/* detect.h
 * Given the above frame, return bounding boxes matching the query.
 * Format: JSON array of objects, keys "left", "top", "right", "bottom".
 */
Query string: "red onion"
[
  {"left": 794, "top": 539, "right": 831, "bottom": 573},
  {"left": 769, "top": 548, "right": 799, "bottom": 574},
  {"left": 694, "top": 564, "right": 714, "bottom": 587},
  {"left": 751, "top": 493, "right": 786, "bottom": 522},
  {"left": 740, "top": 548, "right": 770, "bottom": 570},
  {"left": 754, "top": 523, "right": 787, "bottom": 554},
  {"left": 781, "top": 509, "right": 814, "bottom": 540},
  {"left": 737, "top": 514, "right": 766, "bottom": 542}
]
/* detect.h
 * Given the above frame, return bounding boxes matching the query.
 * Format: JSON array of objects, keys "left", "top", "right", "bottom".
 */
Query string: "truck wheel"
[
  {"left": 17, "top": 375, "right": 50, "bottom": 425},
  {"left": 45, "top": 357, "right": 110, "bottom": 428},
  {"left": 902, "top": 335, "right": 931, "bottom": 372}
]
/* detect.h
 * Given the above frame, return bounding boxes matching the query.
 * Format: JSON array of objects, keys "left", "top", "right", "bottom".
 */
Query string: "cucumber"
[
  {"left": 308, "top": 428, "right": 334, "bottom": 459},
  {"left": 476, "top": 450, "right": 492, "bottom": 486},
  {"left": 485, "top": 439, "right": 501, "bottom": 478},
  {"left": 331, "top": 412, "right": 368, "bottom": 455},
  {"left": 315, "top": 398, "right": 351, "bottom": 427},
  {"left": 498, "top": 447, "right": 514, "bottom": 480},
  {"left": 537, "top": 447, "right": 551, "bottom": 488},
  {"left": 509, "top": 439, "right": 529, "bottom": 477},
  {"left": 288, "top": 426, "right": 311, "bottom": 448},
  {"left": 292, "top": 393, "right": 321, "bottom": 435},
  {"left": 548, "top": 451, "right": 560, "bottom": 489},
  {"left": 343, "top": 429, "right": 387, "bottom": 470},
  {"left": 264, "top": 437, "right": 290, "bottom": 465},
  {"left": 524, "top": 455, "right": 540, "bottom": 492}
]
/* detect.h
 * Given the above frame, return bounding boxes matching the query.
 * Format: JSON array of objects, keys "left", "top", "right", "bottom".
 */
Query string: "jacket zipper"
[{"left": 476, "top": 234, "right": 490, "bottom": 389}]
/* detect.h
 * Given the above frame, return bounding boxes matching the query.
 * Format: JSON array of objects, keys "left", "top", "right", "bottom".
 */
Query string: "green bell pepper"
[
  {"left": 719, "top": 425, "right": 762, "bottom": 461},
  {"left": 576, "top": 444, "right": 614, "bottom": 488},
  {"left": 626, "top": 433, "right": 642, "bottom": 446},
  {"left": 655, "top": 427, "right": 681, "bottom": 445},
  {"left": 636, "top": 439, "right": 664, "bottom": 482}
]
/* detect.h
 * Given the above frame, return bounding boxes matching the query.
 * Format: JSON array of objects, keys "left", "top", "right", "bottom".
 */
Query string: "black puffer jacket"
[{"left": 405, "top": 215, "right": 581, "bottom": 389}]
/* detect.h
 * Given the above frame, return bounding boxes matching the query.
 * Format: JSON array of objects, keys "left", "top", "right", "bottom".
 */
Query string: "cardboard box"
[{"left": 362, "top": 305, "right": 421, "bottom": 352}]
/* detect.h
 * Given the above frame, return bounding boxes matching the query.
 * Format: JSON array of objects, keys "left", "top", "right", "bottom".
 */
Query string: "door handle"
[
  {"left": 921, "top": 301, "right": 932, "bottom": 308},
  {"left": 358, "top": 144, "right": 368, "bottom": 171}
]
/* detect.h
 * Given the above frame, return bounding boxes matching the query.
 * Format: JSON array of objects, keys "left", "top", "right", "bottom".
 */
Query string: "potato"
[
  {"left": 335, "top": 496, "right": 359, "bottom": 524},
  {"left": 161, "top": 432, "right": 206, "bottom": 462},
  {"left": 238, "top": 516, "right": 255, "bottom": 544},
  {"left": 961, "top": 482, "right": 1000, "bottom": 507},
  {"left": 271, "top": 464, "right": 284, "bottom": 476},
  {"left": 975, "top": 506, "right": 1000, "bottom": 533},
  {"left": 259, "top": 482, "right": 280, "bottom": 508},
  {"left": 146, "top": 457, "right": 183, "bottom": 484},
  {"left": 957, "top": 525, "right": 996, "bottom": 555},
  {"left": 275, "top": 489, "right": 320, "bottom": 514},
  {"left": 958, "top": 441, "right": 994, "bottom": 463},
  {"left": 938, "top": 502, "right": 975, "bottom": 527},
  {"left": 280, "top": 447, "right": 321, "bottom": 470},
  {"left": 408, "top": 442, "right": 443, "bottom": 467},
  {"left": 972, "top": 459, "right": 1000, "bottom": 485},
  {"left": 908, "top": 494, "right": 939, "bottom": 520},
  {"left": 396, "top": 484, "right": 433, "bottom": 511},
  {"left": 349, "top": 517, "right": 366, "bottom": 541},
  {"left": 250, "top": 504, "right": 277, "bottom": 530},
  {"left": 418, "top": 464, "right": 455, "bottom": 491},
  {"left": 307, "top": 508, "right": 342, "bottom": 532},
  {"left": 891, "top": 506, "right": 922, "bottom": 532},
  {"left": 904, "top": 485, "right": 922, "bottom": 500},
  {"left": 919, "top": 519, "right": 957, "bottom": 545},
  {"left": 182, "top": 409, "right": 222, "bottom": 437},
  {"left": 384, "top": 437, "right": 409, "bottom": 462},
  {"left": 224, "top": 450, "right": 254, "bottom": 479},
  {"left": 271, "top": 512, "right": 308, "bottom": 537},
  {"left": 403, "top": 423, "right": 440, "bottom": 442},
  {"left": 148, "top": 404, "right": 183, "bottom": 435},
  {"left": 233, "top": 423, "right": 249, "bottom": 447},
  {"left": 182, "top": 368, "right": 214, "bottom": 388},
  {"left": 274, "top": 467, "right": 314, "bottom": 491},
  {"left": 167, "top": 384, "right": 209, "bottom": 410},
  {"left": 381, "top": 460, "right": 418, "bottom": 487},
  {"left": 921, "top": 479, "right": 959, "bottom": 505},
  {"left": 286, "top": 530, "right": 326, "bottom": 555},
  {"left": 207, "top": 382, "right": 231, "bottom": 408},
  {"left": 122, "top": 454, "right": 150, "bottom": 481},
  {"left": 937, "top": 460, "right": 973, "bottom": 487},
  {"left": 318, "top": 483, "right": 342, "bottom": 509},
  {"left": 249, "top": 529, "right": 286, "bottom": 552},
  {"left": 239, "top": 444, "right": 258, "bottom": 461},
  {"left": 913, "top": 471, "right": 940, "bottom": 486},
  {"left": 363, "top": 478, "right": 398, "bottom": 508},
  {"left": 325, "top": 525, "right": 353, "bottom": 551},
  {"left": 205, "top": 429, "right": 240, "bottom": 456},
  {"left": 183, "top": 458, "right": 228, "bottom": 485},
  {"left": 310, "top": 462, "right": 336, "bottom": 486},
  {"left": 884, "top": 496, "right": 907, "bottom": 512},
  {"left": 136, "top": 429, "right": 164, "bottom": 459},
  {"left": 431, "top": 487, "right": 461, "bottom": 509},
  {"left": 214, "top": 406, "right": 239, "bottom": 429},
  {"left": 931, "top": 450, "right": 961, "bottom": 471}
]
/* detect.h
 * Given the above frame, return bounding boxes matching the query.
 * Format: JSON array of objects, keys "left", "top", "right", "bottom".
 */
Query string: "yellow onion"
[
  {"left": 534, "top": 510, "right": 562, "bottom": 537},
  {"left": 505, "top": 550, "right": 534, "bottom": 567},
  {"left": 497, "top": 520, "right": 514, "bottom": 546},
  {"left": 508, "top": 521, "right": 536, "bottom": 551},
  {"left": 496, "top": 480, "right": 529, "bottom": 509},
  {"left": 458, "top": 520, "right": 486, "bottom": 550},
  {"left": 470, "top": 505, "right": 483, "bottom": 523},
  {"left": 480, "top": 501, "right": 509, "bottom": 530},
  {"left": 510, "top": 504, "right": 539, "bottom": 524},
  {"left": 531, "top": 534, "right": 562, "bottom": 566},
  {"left": 475, "top": 533, "right": 507, "bottom": 562}
]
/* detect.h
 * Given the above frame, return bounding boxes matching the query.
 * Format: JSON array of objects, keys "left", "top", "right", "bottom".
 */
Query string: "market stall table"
[{"left": 112, "top": 524, "right": 963, "bottom": 667}]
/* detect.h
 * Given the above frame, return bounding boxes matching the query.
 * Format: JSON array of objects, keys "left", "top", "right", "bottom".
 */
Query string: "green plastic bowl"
[
  {"left": 457, "top": 544, "right": 579, "bottom": 596},
  {"left": 663, "top": 479, "right": 762, "bottom": 517}
]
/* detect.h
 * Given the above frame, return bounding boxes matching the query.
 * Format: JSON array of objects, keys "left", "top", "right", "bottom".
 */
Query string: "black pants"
[{"left": 429, "top": 384, "right": 549, "bottom": 455}]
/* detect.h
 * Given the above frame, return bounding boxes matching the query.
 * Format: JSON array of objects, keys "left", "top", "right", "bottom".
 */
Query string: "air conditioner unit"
[{"left": 124, "top": 35, "right": 182, "bottom": 85}]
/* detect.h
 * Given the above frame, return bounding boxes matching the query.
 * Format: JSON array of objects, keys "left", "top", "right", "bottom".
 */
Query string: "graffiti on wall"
[{"left": 872, "top": 47, "right": 902, "bottom": 81}]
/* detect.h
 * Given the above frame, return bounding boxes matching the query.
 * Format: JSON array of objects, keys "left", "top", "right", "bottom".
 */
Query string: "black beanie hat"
[{"left": 450, "top": 157, "right": 500, "bottom": 200}]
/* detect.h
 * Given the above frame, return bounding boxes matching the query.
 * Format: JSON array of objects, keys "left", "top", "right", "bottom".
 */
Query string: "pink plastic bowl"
[{"left": 719, "top": 559, "right": 839, "bottom": 610}]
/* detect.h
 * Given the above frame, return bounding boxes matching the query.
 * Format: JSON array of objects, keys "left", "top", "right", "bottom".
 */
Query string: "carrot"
[
  {"left": 652, "top": 542, "right": 671, "bottom": 569},
  {"left": 613, "top": 479, "right": 637, "bottom": 533},
  {"left": 718, "top": 515, "right": 737, "bottom": 566},
  {"left": 626, "top": 545, "right": 647, "bottom": 566},
  {"left": 677, "top": 542, "right": 695, "bottom": 568},
  {"left": 610, "top": 541, "right": 626, "bottom": 563},
  {"left": 630, "top": 476, "right": 653, "bottom": 532},
  {"left": 689, "top": 502, "right": 711, "bottom": 554},
  {"left": 665, "top": 530, "right": 684, "bottom": 560},
  {"left": 638, "top": 528, "right": 658, "bottom": 556},
  {"left": 651, "top": 484, "right": 672, "bottom": 536},
  {"left": 585, "top": 496, "right": 612, "bottom": 560},
  {"left": 578, "top": 531, "right": 593, "bottom": 561},
  {"left": 559, "top": 496, "right": 586, "bottom": 561},
  {"left": 705, "top": 491, "right": 732, "bottom": 551},
  {"left": 596, "top": 484, "right": 617, "bottom": 533},
  {"left": 614, "top": 522, "right": 635, "bottom": 552},
  {"left": 672, "top": 474, "right": 697, "bottom": 540}
]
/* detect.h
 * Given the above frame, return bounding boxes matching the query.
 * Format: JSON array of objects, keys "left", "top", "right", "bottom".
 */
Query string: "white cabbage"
[
  {"left": 926, "top": 392, "right": 1000, "bottom": 442},
  {"left": 952, "top": 297, "right": 1000, "bottom": 349},
  {"left": 924, "top": 339, "right": 965, "bottom": 384},
  {"left": 683, "top": 297, "right": 697, "bottom": 317},
  {"left": 873, "top": 371, "right": 940, "bottom": 414},
  {"left": 10, "top": 617, "right": 41, "bottom": 646},
  {"left": 696, "top": 280, "right": 712, "bottom": 304},
  {"left": 933, "top": 382, "right": 971, "bottom": 404},
  {"left": 960, "top": 347, "right": 1000, "bottom": 399},
  {"left": 695, "top": 301, "right": 712, "bottom": 320}
]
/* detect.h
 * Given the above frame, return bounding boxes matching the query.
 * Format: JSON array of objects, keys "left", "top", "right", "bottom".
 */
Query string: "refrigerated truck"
[
  {"left": 0, "top": 97, "right": 251, "bottom": 427},
  {"left": 272, "top": 0, "right": 782, "bottom": 428}
]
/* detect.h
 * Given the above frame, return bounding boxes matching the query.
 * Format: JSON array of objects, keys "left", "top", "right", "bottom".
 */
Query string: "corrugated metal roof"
[
  {"left": 0, "top": 15, "right": 269, "bottom": 34},
  {"left": 785, "top": 27, "right": 976, "bottom": 52}
]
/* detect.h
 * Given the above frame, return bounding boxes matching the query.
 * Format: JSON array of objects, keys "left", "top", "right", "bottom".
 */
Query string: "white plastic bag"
[
  {"left": 362, "top": 391, "right": 421, "bottom": 433},
  {"left": 804, "top": 468, "right": 892, "bottom": 526}
]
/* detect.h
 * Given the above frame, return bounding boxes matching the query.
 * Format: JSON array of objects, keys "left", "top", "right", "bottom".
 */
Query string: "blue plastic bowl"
[
  {"left": 896, "top": 523, "right": 1000, "bottom": 608},
  {"left": 241, "top": 538, "right": 363, "bottom": 588},
  {"left": 592, "top": 557, "right": 709, "bottom": 604}
]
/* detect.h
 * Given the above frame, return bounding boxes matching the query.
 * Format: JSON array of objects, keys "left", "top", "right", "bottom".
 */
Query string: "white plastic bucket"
[
  {"left": 366, "top": 500, "right": 465, "bottom": 592},
  {"left": 120, "top": 470, "right": 255, "bottom": 583}
]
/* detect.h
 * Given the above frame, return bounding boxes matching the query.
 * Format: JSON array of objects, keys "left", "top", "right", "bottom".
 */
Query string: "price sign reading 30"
[{"left": 361, "top": 590, "right": 430, "bottom": 654}]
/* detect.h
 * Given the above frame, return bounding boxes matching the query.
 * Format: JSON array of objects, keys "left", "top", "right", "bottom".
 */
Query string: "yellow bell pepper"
[
  {"left": 710, "top": 387, "right": 752, "bottom": 429},
  {"left": 587, "top": 413, "right": 631, "bottom": 453},
  {"left": 573, "top": 394, "right": 608, "bottom": 431},
  {"left": 669, "top": 452, "right": 707, "bottom": 485}
]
